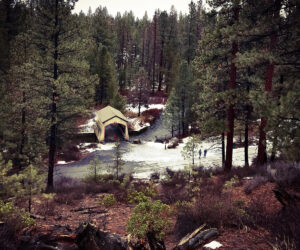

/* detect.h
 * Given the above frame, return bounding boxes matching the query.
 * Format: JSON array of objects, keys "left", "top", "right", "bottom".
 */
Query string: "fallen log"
[
  {"left": 80, "top": 209, "right": 107, "bottom": 215},
  {"left": 71, "top": 206, "right": 100, "bottom": 212},
  {"left": 173, "top": 225, "right": 219, "bottom": 250}
]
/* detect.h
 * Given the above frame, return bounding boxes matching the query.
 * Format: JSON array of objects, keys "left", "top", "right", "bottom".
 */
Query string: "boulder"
[
  {"left": 167, "top": 137, "right": 179, "bottom": 149},
  {"left": 75, "top": 222, "right": 127, "bottom": 250},
  {"left": 173, "top": 225, "right": 219, "bottom": 250}
]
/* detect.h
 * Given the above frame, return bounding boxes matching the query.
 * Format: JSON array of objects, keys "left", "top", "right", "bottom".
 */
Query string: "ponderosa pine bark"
[
  {"left": 225, "top": 6, "right": 239, "bottom": 171},
  {"left": 257, "top": 0, "right": 281, "bottom": 166},
  {"left": 152, "top": 12, "right": 157, "bottom": 93},
  {"left": 47, "top": 0, "right": 59, "bottom": 192}
]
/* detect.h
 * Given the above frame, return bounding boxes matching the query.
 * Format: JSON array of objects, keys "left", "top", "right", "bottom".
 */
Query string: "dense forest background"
[{"left": 0, "top": 0, "right": 299, "bottom": 191}]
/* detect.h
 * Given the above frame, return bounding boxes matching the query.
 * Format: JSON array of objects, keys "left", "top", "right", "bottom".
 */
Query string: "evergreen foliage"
[
  {"left": 87, "top": 156, "right": 102, "bottom": 182},
  {"left": 114, "top": 139, "right": 125, "bottom": 179},
  {"left": 126, "top": 199, "right": 172, "bottom": 240}
]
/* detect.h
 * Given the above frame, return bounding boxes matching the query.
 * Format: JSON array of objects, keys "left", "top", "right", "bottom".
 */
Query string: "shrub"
[
  {"left": 161, "top": 169, "right": 187, "bottom": 188},
  {"left": 174, "top": 192, "right": 244, "bottom": 238},
  {"left": 0, "top": 201, "right": 35, "bottom": 229},
  {"left": 120, "top": 174, "right": 133, "bottom": 189},
  {"left": 54, "top": 177, "right": 85, "bottom": 194},
  {"left": 60, "top": 144, "right": 82, "bottom": 162},
  {"left": 0, "top": 200, "right": 35, "bottom": 250},
  {"left": 127, "top": 191, "right": 149, "bottom": 204},
  {"left": 131, "top": 180, "right": 159, "bottom": 198},
  {"left": 126, "top": 199, "right": 172, "bottom": 240},
  {"left": 224, "top": 175, "right": 239, "bottom": 188},
  {"left": 141, "top": 108, "right": 162, "bottom": 124},
  {"left": 38, "top": 193, "right": 56, "bottom": 216},
  {"left": 102, "top": 194, "right": 116, "bottom": 207},
  {"left": 244, "top": 176, "right": 268, "bottom": 194},
  {"left": 268, "top": 162, "right": 300, "bottom": 187},
  {"left": 160, "top": 185, "right": 189, "bottom": 205}
]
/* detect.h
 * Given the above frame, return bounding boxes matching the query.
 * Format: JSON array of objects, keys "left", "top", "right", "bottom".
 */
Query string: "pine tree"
[
  {"left": 33, "top": 0, "right": 96, "bottom": 191},
  {"left": 181, "top": 135, "right": 199, "bottom": 166},
  {"left": 93, "top": 45, "right": 118, "bottom": 105},
  {"left": 88, "top": 156, "right": 102, "bottom": 182},
  {"left": 20, "top": 164, "right": 45, "bottom": 212},
  {"left": 129, "top": 67, "right": 151, "bottom": 116},
  {"left": 193, "top": 9, "right": 229, "bottom": 166},
  {"left": 165, "top": 61, "right": 195, "bottom": 136},
  {"left": 185, "top": 1, "right": 199, "bottom": 65},
  {"left": 0, "top": 153, "right": 22, "bottom": 200},
  {"left": 114, "top": 139, "right": 124, "bottom": 179}
]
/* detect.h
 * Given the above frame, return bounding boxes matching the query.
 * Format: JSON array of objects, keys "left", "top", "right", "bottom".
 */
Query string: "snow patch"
[
  {"left": 78, "top": 118, "right": 95, "bottom": 133},
  {"left": 128, "top": 117, "right": 150, "bottom": 132},
  {"left": 57, "top": 161, "right": 67, "bottom": 165},
  {"left": 204, "top": 241, "right": 223, "bottom": 249},
  {"left": 100, "top": 143, "right": 116, "bottom": 151},
  {"left": 126, "top": 104, "right": 165, "bottom": 114}
]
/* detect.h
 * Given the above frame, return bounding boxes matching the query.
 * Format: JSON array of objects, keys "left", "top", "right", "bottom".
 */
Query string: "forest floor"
[{"left": 21, "top": 172, "right": 298, "bottom": 250}]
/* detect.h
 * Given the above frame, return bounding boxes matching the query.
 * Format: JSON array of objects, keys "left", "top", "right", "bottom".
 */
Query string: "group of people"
[{"left": 198, "top": 148, "right": 207, "bottom": 159}]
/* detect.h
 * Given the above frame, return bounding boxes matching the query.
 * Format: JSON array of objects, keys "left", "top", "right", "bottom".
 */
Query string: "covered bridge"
[{"left": 94, "top": 106, "right": 129, "bottom": 142}]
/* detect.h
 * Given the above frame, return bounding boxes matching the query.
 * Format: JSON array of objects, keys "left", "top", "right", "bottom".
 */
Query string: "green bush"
[
  {"left": 102, "top": 194, "right": 116, "bottom": 207},
  {"left": 224, "top": 175, "right": 239, "bottom": 188},
  {"left": 143, "top": 182, "right": 158, "bottom": 198},
  {"left": 127, "top": 191, "right": 150, "bottom": 204},
  {"left": 126, "top": 199, "right": 172, "bottom": 240},
  {"left": 0, "top": 201, "right": 35, "bottom": 229}
]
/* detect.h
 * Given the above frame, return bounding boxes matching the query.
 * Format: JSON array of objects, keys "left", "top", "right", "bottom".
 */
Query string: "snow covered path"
[
  {"left": 55, "top": 108, "right": 258, "bottom": 180},
  {"left": 54, "top": 134, "right": 258, "bottom": 181}
]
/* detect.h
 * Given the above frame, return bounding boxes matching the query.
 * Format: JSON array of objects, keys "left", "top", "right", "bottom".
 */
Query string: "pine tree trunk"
[
  {"left": 152, "top": 13, "right": 157, "bottom": 94},
  {"left": 222, "top": 132, "right": 225, "bottom": 166},
  {"left": 257, "top": 0, "right": 281, "bottom": 166},
  {"left": 225, "top": 7, "right": 239, "bottom": 172},
  {"left": 142, "top": 25, "right": 145, "bottom": 67},
  {"left": 271, "top": 75, "right": 283, "bottom": 162},
  {"left": 20, "top": 92, "right": 26, "bottom": 158},
  {"left": 244, "top": 113, "right": 249, "bottom": 167},
  {"left": 47, "top": 0, "right": 59, "bottom": 192},
  {"left": 181, "top": 98, "right": 185, "bottom": 136},
  {"left": 245, "top": 82, "right": 251, "bottom": 168},
  {"left": 158, "top": 37, "right": 165, "bottom": 92}
]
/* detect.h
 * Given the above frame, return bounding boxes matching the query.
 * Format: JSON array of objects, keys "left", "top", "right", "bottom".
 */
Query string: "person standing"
[
  {"left": 204, "top": 149, "right": 207, "bottom": 158},
  {"left": 199, "top": 149, "right": 202, "bottom": 159}
]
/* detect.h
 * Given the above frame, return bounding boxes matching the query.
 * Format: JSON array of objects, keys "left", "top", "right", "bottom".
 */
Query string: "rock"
[
  {"left": 75, "top": 222, "right": 127, "bottom": 250},
  {"left": 133, "top": 139, "right": 142, "bottom": 144},
  {"left": 173, "top": 225, "right": 219, "bottom": 250},
  {"left": 167, "top": 137, "right": 179, "bottom": 149},
  {"left": 203, "top": 241, "right": 223, "bottom": 249}
]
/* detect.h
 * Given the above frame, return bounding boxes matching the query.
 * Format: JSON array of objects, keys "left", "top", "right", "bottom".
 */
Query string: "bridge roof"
[{"left": 95, "top": 106, "right": 128, "bottom": 124}]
